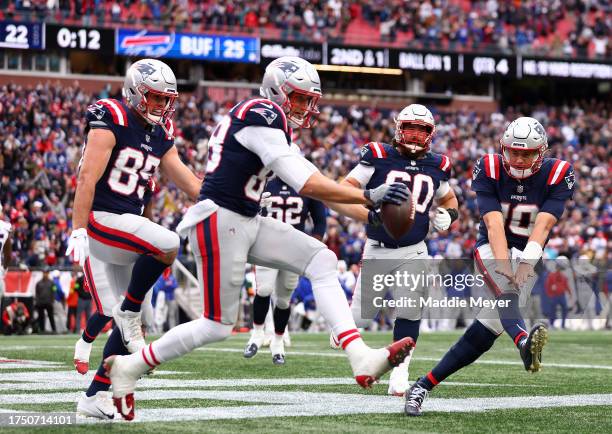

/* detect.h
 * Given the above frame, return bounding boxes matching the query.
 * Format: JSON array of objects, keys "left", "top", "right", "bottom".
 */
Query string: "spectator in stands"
[
  {"left": 2, "top": 298, "right": 30, "bottom": 335},
  {"left": 35, "top": 269, "right": 57, "bottom": 334}
]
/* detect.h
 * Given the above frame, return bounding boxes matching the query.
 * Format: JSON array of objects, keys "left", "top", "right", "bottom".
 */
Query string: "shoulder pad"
[
  {"left": 232, "top": 98, "right": 288, "bottom": 133},
  {"left": 479, "top": 154, "right": 501, "bottom": 180},
  {"left": 546, "top": 159, "right": 573, "bottom": 186}
]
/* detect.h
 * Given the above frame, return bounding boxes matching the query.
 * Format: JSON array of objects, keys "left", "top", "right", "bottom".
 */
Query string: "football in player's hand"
[{"left": 380, "top": 195, "right": 416, "bottom": 240}]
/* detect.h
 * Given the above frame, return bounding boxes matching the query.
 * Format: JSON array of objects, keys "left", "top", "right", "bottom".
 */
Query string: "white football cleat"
[
  {"left": 74, "top": 338, "right": 93, "bottom": 375},
  {"left": 243, "top": 328, "right": 265, "bottom": 358},
  {"left": 104, "top": 355, "right": 140, "bottom": 421},
  {"left": 353, "top": 337, "right": 415, "bottom": 389},
  {"left": 329, "top": 332, "right": 340, "bottom": 350},
  {"left": 387, "top": 362, "right": 409, "bottom": 396},
  {"left": 76, "top": 391, "right": 116, "bottom": 420},
  {"left": 112, "top": 305, "right": 145, "bottom": 353},
  {"left": 270, "top": 334, "right": 285, "bottom": 365}
]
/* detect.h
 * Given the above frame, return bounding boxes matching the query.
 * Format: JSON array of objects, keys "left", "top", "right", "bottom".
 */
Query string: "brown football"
[{"left": 380, "top": 196, "right": 416, "bottom": 240}]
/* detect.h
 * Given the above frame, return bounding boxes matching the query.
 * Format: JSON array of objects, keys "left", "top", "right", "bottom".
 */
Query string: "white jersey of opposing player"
[{"left": 0, "top": 220, "right": 11, "bottom": 270}]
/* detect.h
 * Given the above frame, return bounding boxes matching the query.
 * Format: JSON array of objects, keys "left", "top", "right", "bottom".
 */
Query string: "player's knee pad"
[
  {"left": 275, "top": 293, "right": 291, "bottom": 310},
  {"left": 256, "top": 285, "right": 274, "bottom": 298},
  {"left": 157, "top": 229, "right": 180, "bottom": 254},
  {"left": 304, "top": 248, "right": 337, "bottom": 282}
]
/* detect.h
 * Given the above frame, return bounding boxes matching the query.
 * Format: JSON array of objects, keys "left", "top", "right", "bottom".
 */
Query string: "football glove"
[
  {"left": 66, "top": 228, "right": 89, "bottom": 267},
  {"left": 368, "top": 209, "right": 382, "bottom": 227},
  {"left": 432, "top": 207, "right": 455, "bottom": 231},
  {"left": 364, "top": 182, "right": 410, "bottom": 208},
  {"left": 260, "top": 192, "right": 273, "bottom": 209}
]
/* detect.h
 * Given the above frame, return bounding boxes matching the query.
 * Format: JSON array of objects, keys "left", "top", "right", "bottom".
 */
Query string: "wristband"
[
  {"left": 446, "top": 208, "right": 459, "bottom": 223},
  {"left": 520, "top": 241, "right": 543, "bottom": 267}
]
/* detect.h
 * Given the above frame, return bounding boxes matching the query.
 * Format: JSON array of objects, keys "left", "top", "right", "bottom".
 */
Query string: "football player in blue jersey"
[
  {"left": 66, "top": 59, "right": 202, "bottom": 419},
  {"left": 244, "top": 176, "right": 327, "bottom": 364},
  {"left": 326, "top": 104, "right": 459, "bottom": 396},
  {"left": 405, "top": 116, "right": 576, "bottom": 416},
  {"left": 105, "top": 56, "right": 416, "bottom": 421}
]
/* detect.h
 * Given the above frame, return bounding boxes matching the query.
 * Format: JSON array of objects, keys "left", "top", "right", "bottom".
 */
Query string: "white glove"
[
  {"left": 432, "top": 207, "right": 452, "bottom": 231},
  {"left": 260, "top": 192, "right": 273, "bottom": 209},
  {"left": 65, "top": 228, "right": 89, "bottom": 267}
]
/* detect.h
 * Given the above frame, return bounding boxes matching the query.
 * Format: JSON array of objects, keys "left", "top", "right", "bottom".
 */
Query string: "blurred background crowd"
[
  {"left": 0, "top": 0, "right": 609, "bottom": 57},
  {"left": 0, "top": 82, "right": 609, "bottom": 272}
]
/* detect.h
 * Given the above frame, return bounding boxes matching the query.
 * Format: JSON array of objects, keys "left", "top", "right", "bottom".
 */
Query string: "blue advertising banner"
[
  {"left": 0, "top": 21, "right": 44, "bottom": 50},
  {"left": 116, "top": 29, "right": 259, "bottom": 63}
]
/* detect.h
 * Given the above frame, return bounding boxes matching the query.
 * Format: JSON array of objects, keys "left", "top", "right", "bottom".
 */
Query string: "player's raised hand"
[
  {"left": 66, "top": 228, "right": 89, "bottom": 267},
  {"left": 365, "top": 182, "right": 410, "bottom": 207}
]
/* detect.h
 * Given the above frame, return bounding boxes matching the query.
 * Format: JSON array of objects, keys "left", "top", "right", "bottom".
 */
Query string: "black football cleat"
[
  {"left": 243, "top": 343, "right": 260, "bottom": 359},
  {"left": 520, "top": 323, "right": 549, "bottom": 373},
  {"left": 272, "top": 353, "right": 285, "bottom": 365},
  {"left": 404, "top": 381, "right": 429, "bottom": 417}
]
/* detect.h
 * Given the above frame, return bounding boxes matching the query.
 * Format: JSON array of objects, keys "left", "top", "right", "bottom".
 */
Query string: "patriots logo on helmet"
[
  {"left": 136, "top": 63, "right": 156, "bottom": 80},
  {"left": 277, "top": 62, "right": 300, "bottom": 76},
  {"left": 251, "top": 107, "right": 278, "bottom": 125}
]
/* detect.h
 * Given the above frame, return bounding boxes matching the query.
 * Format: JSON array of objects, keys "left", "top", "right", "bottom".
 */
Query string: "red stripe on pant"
[
  {"left": 196, "top": 221, "right": 210, "bottom": 320},
  {"left": 209, "top": 213, "right": 222, "bottom": 322},
  {"left": 84, "top": 258, "right": 104, "bottom": 315},
  {"left": 474, "top": 248, "right": 503, "bottom": 297},
  {"left": 94, "top": 374, "right": 111, "bottom": 384},
  {"left": 88, "top": 213, "right": 163, "bottom": 255}
]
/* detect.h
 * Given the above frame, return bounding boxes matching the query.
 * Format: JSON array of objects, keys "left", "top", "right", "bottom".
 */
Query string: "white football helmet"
[
  {"left": 123, "top": 58, "right": 178, "bottom": 127},
  {"left": 500, "top": 117, "right": 548, "bottom": 179},
  {"left": 260, "top": 56, "right": 322, "bottom": 128},
  {"left": 393, "top": 104, "right": 435, "bottom": 156}
]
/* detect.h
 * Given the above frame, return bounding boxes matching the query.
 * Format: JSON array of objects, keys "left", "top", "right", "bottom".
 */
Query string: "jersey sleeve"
[
  {"left": 358, "top": 142, "right": 387, "bottom": 167},
  {"left": 437, "top": 155, "right": 452, "bottom": 182},
  {"left": 308, "top": 199, "right": 327, "bottom": 238},
  {"left": 471, "top": 156, "right": 497, "bottom": 195},
  {"left": 541, "top": 163, "right": 575, "bottom": 219},
  {"left": 85, "top": 99, "right": 127, "bottom": 138},
  {"left": 232, "top": 99, "right": 289, "bottom": 133}
]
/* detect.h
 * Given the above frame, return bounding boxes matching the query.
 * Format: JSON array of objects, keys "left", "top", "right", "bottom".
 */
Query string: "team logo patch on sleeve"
[
  {"left": 251, "top": 107, "right": 278, "bottom": 125},
  {"left": 88, "top": 104, "right": 106, "bottom": 120},
  {"left": 565, "top": 170, "right": 575, "bottom": 190},
  {"left": 472, "top": 161, "right": 482, "bottom": 180}
]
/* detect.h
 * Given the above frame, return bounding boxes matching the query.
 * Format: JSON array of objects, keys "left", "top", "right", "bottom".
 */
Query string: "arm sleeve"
[
  {"left": 234, "top": 126, "right": 317, "bottom": 192},
  {"left": 476, "top": 191, "right": 502, "bottom": 216},
  {"left": 308, "top": 199, "right": 327, "bottom": 238},
  {"left": 346, "top": 164, "right": 375, "bottom": 188},
  {"left": 435, "top": 180, "right": 451, "bottom": 199}
]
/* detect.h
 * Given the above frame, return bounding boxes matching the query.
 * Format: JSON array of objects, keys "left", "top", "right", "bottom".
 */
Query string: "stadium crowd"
[
  {"left": 1, "top": 0, "right": 608, "bottom": 57},
  {"left": 0, "top": 82, "right": 609, "bottom": 273}
]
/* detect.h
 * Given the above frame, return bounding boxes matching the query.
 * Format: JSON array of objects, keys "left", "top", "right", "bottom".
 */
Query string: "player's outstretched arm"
[
  {"left": 160, "top": 146, "right": 202, "bottom": 201},
  {"left": 323, "top": 178, "right": 370, "bottom": 223},
  {"left": 483, "top": 211, "right": 514, "bottom": 284},
  {"left": 73, "top": 129, "right": 116, "bottom": 230}
]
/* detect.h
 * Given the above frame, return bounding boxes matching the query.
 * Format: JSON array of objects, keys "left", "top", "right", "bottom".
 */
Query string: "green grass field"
[{"left": 1, "top": 330, "right": 611, "bottom": 433}]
